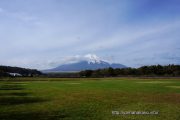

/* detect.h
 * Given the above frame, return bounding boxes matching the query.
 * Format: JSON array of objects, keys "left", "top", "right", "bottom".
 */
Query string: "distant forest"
[
  {"left": 0, "top": 66, "right": 42, "bottom": 77},
  {"left": 79, "top": 65, "right": 180, "bottom": 77}
]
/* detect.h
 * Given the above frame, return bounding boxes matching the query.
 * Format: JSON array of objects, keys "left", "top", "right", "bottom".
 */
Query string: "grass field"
[{"left": 0, "top": 78, "right": 180, "bottom": 120}]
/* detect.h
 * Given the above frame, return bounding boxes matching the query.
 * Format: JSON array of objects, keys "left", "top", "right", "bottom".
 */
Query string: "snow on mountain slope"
[{"left": 84, "top": 54, "right": 101, "bottom": 64}]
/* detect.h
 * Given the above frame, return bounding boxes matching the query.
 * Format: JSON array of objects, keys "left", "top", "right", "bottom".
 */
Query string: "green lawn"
[{"left": 0, "top": 78, "right": 180, "bottom": 120}]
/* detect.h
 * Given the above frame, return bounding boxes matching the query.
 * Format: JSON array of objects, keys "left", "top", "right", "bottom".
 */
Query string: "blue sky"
[{"left": 0, "top": 0, "right": 180, "bottom": 69}]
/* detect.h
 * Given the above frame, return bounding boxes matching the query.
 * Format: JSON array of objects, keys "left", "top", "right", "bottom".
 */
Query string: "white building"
[{"left": 8, "top": 73, "right": 22, "bottom": 77}]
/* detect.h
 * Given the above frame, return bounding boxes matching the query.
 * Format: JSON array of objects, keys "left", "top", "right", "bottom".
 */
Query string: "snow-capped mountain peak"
[{"left": 84, "top": 54, "right": 101, "bottom": 64}]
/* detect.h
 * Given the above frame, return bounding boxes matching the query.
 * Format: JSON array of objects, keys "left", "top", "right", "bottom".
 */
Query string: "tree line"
[
  {"left": 79, "top": 64, "right": 180, "bottom": 77},
  {"left": 0, "top": 66, "right": 42, "bottom": 77}
]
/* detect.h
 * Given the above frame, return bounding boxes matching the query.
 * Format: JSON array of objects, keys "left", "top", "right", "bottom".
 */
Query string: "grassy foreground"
[{"left": 0, "top": 78, "right": 180, "bottom": 120}]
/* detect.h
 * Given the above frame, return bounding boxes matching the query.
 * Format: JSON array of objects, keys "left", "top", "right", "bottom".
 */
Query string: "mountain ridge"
[{"left": 43, "top": 60, "right": 127, "bottom": 73}]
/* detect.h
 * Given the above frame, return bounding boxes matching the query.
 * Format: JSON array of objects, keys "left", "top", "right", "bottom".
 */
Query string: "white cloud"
[
  {"left": 52, "top": 54, "right": 105, "bottom": 65},
  {"left": 0, "top": 7, "right": 38, "bottom": 23},
  {"left": 11, "top": 12, "right": 38, "bottom": 22},
  {"left": 0, "top": 7, "right": 4, "bottom": 13},
  {"left": 77, "top": 21, "right": 180, "bottom": 53}
]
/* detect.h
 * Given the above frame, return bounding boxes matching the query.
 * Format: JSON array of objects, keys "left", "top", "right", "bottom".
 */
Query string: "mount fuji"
[{"left": 43, "top": 54, "right": 127, "bottom": 72}]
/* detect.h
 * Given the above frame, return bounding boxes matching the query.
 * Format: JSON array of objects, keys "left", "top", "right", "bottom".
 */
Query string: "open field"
[{"left": 0, "top": 78, "right": 180, "bottom": 120}]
